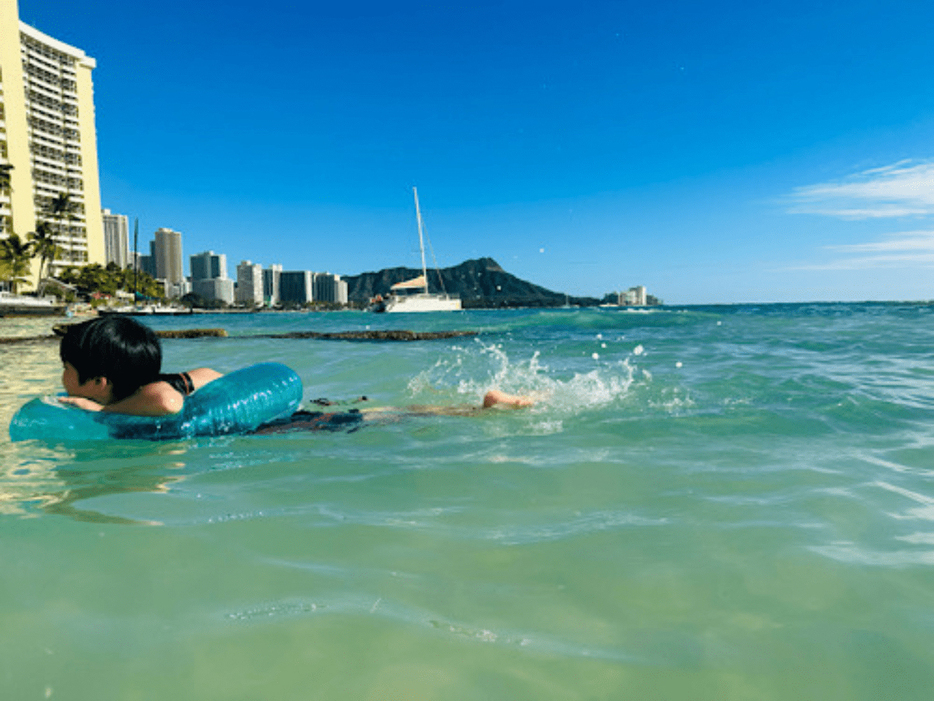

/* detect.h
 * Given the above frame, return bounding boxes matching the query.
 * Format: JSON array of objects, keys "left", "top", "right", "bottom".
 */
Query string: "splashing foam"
[{"left": 407, "top": 341, "right": 641, "bottom": 416}]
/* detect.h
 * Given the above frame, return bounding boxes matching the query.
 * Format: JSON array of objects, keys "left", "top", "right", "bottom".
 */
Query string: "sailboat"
[{"left": 374, "top": 188, "right": 462, "bottom": 313}]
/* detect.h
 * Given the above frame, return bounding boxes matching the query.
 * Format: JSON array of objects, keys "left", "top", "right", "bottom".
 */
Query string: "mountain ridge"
[{"left": 343, "top": 257, "right": 600, "bottom": 308}]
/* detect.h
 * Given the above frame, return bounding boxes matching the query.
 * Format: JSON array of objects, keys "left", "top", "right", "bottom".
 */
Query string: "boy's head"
[{"left": 59, "top": 316, "right": 162, "bottom": 402}]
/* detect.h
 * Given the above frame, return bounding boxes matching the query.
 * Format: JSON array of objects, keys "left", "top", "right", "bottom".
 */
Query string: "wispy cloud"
[
  {"left": 787, "top": 160, "right": 934, "bottom": 219},
  {"left": 829, "top": 230, "right": 934, "bottom": 253},
  {"left": 788, "top": 229, "right": 934, "bottom": 270}
]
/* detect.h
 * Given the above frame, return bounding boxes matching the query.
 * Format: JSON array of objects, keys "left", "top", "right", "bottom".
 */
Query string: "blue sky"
[{"left": 17, "top": 0, "right": 934, "bottom": 303}]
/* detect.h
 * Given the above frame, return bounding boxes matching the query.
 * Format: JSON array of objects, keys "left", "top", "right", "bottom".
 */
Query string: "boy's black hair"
[{"left": 59, "top": 315, "right": 162, "bottom": 401}]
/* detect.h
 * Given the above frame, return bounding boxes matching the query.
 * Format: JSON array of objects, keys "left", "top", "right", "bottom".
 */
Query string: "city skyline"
[
  {"left": 130, "top": 229, "right": 348, "bottom": 305},
  {"left": 14, "top": 0, "right": 934, "bottom": 304}
]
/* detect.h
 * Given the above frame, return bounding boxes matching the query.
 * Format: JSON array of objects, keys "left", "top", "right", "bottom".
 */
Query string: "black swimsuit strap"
[{"left": 159, "top": 372, "right": 194, "bottom": 396}]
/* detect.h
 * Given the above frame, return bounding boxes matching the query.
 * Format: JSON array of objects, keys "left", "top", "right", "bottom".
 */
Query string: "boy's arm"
[
  {"left": 99, "top": 368, "right": 222, "bottom": 416},
  {"left": 57, "top": 382, "right": 182, "bottom": 415},
  {"left": 57, "top": 396, "right": 106, "bottom": 411}
]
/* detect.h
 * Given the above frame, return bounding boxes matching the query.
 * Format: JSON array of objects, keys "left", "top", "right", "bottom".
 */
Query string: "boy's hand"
[{"left": 58, "top": 396, "right": 104, "bottom": 411}]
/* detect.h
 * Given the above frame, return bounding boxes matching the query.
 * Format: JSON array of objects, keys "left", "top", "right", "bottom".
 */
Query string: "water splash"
[{"left": 407, "top": 340, "right": 642, "bottom": 418}]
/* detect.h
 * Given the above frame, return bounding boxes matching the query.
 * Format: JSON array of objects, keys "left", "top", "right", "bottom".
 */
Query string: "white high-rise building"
[
  {"left": 236, "top": 260, "right": 263, "bottom": 306},
  {"left": 0, "top": 0, "right": 105, "bottom": 283},
  {"left": 153, "top": 227, "right": 183, "bottom": 288},
  {"left": 102, "top": 209, "right": 129, "bottom": 268}
]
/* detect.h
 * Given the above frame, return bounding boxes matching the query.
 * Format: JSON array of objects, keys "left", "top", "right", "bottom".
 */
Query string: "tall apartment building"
[
  {"left": 102, "top": 208, "right": 128, "bottom": 268},
  {"left": 153, "top": 228, "right": 183, "bottom": 285},
  {"left": 235, "top": 260, "right": 263, "bottom": 306},
  {"left": 0, "top": 0, "right": 104, "bottom": 284},
  {"left": 263, "top": 264, "right": 282, "bottom": 306}
]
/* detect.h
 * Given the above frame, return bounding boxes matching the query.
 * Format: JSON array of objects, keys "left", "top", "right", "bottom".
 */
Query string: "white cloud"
[
  {"left": 787, "top": 229, "right": 934, "bottom": 271},
  {"left": 792, "top": 253, "right": 934, "bottom": 271},
  {"left": 828, "top": 230, "right": 934, "bottom": 253},
  {"left": 787, "top": 160, "right": 934, "bottom": 219}
]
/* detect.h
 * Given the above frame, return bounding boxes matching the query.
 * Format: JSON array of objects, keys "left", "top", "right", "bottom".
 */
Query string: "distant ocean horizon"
[{"left": 2, "top": 302, "right": 933, "bottom": 700}]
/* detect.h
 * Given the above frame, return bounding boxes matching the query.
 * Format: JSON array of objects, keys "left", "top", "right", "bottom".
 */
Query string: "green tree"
[
  {"left": 0, "top": 233, "right": 35, "bottom": 294},
  {"left": 58, "top": 262, "right": 166, "bottom": 301},
  {"left": 59, "top": 263, "right": 109, "bottom": 295},
  {"left": 136, "top": 271, "right": 165, "bottom": 300},
  {"left": 29, "top": 220, "right": 61, "bottom": 294},
  {"left": 83, "top": 264, "right": 114, "bottom": 295}
]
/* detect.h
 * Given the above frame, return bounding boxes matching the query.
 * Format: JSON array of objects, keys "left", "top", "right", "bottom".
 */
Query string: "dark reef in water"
[{"left": 260, "top": 330, "right": 477, "bottom": 341}]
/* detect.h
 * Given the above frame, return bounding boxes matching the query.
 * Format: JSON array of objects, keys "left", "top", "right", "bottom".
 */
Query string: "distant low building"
[
  {"left": 165, "top": 279, "right": 189, "bottom": 300},
  {"left": 620, "top": 286, "right": 647, "bottom": 306},
  {"left": 190, "top": 250, "right": 232, "bottom": 304},
  {"left": 194, "top": 277, "right": 233, "bottom": 305},
  {"left": 314, "top": 272, "right": 348, "bottom": 304},
  {"left": 606, "top": 286, "right": 660, "bottom": 306}
]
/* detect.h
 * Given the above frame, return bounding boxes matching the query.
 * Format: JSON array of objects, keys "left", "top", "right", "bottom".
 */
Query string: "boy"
[
  {"left": 58, "top": 315, "right": 530, "bottom": 420},
  {"left": 58, "top": 315, "right": 220, "bottom": 416}
]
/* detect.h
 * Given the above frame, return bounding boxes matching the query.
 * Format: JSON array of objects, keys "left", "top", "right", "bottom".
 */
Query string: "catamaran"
[{"left": 372, "top": 188, "right": 461, "bottom": 313}]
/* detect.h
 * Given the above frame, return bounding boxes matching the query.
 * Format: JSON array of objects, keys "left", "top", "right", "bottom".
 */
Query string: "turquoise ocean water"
[{"left": 2, "top": 304, "right": 934, "bottom": 700}]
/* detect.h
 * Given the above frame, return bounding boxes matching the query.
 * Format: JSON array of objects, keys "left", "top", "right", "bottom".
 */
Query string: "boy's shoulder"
[{"left": 117, "top": 379, "right": 185, "bottom": 416}]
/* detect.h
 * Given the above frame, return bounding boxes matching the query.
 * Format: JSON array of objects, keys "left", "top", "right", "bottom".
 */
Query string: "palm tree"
[
  {"left": 29, "top": 221, "right": 61, "bottom": 294},
  {"left": 45, "top": 192, "right": 79, "bottom": 264},
  {"left": 0, "top": 233, "right": 35, "bottom": 294}
]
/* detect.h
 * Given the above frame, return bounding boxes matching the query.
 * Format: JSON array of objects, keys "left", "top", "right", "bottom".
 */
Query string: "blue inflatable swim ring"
[{"left": 9, "top": 362, "right": 303, "bottom": 442}]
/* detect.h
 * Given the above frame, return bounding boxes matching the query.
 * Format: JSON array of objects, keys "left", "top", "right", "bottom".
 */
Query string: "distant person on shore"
[{"left": 56, "top": 316, "right": 532, "bottom": 422}]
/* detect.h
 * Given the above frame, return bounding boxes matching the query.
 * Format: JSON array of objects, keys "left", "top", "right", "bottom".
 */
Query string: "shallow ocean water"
[{"left": 2, "top": 304, "right": 934, "bottom": 700}]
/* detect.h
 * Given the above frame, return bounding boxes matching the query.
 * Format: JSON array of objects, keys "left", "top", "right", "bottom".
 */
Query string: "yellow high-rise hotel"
[{"left": 1, "top": 0, "right": 104, "bottom": 288}]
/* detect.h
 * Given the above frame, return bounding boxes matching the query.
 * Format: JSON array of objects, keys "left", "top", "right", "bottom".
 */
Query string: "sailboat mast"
[{"left": 413, "top": 187, "right": 429, "bottom": 294}]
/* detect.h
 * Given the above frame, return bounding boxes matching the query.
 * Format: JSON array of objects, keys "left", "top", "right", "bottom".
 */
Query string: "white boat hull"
[
  {"left": 0, "top": 293, "right": 66, "bottom": 317},
  {"left": 383, "top": 293, "right": 462, "bottom": 313}
]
